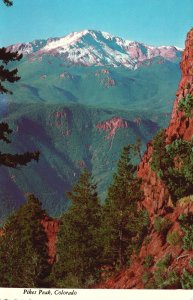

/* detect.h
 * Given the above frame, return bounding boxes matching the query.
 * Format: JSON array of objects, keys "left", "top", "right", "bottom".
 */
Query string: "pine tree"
[
  {"left": 0, "top": 3, "right": 40, "bottom": 167},
  {"left": 0, "top": 122, "right": 40, "bottom": 168},
  {"left": 0, "top": 47, "right": 22, "bottom": 94},
  {"left": 0, "top": 194, "right": 51, "bottom": 287},
  {"left": 2, "top": 0, "right": 13, "bottom": 6},
  {"left": 52, "top": 170, "right": 102, "bottom": 288},
  {"left": 101, "top": 145, "right": 146, "bottom": 269}
]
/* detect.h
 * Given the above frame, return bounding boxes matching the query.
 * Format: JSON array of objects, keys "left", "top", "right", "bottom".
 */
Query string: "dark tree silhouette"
[
  {"left": 0, "top": 194, "right": 51, "bottom": 287},
  {"left": 0, "top": 0, "right": 40, "bottom": 168},
  {"left": 2, "top": 0, "right": 13, "bottom": 6},
  {"left": 0, "top": 47, "right": 22, "bottom": 94}
]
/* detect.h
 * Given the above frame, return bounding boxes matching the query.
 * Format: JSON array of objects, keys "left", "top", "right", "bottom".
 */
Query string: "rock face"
[
  {"left": 96, "top": 117, "right": 129, "bottom": 139},
  {"left": 137, "top": 28, "right": 193, "bottom": 217},
  {"left": 97, "top": 28, "right": 193, "bottom": 288},
  {"left": 41, "top": 216, "right": 60, "bottom": 264}
]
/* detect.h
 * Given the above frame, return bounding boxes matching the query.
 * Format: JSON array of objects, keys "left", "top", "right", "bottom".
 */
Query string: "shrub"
[
  {"left": 160, "top": 270, "right": 180, "bottom": 289},
  {"left": 142, "top": 271, "right": 152, "bottom": 284},
  {"left": 189, "top": 259, "right": 193, "bottom": 268},
  {"left": 166, "top": 231, "right": 182, "bottom": 246},
  {"left": 180, "top": 269, "right": 193, "bottom": 289},
  {"left": 178, "top": 93, "right": 193, "bottom": 117},
  {"left": 165, "top": 139, "right": 193, "bottom": 201},
  {"left": 156, "top": 253, "right": 172, "bottom": 271},
  {"left": 153, "top": 268, "right": 180, "bottom": 289},
  {"left": 178, "top": 195, "right": 193, "bottom": 211},
  {"left": 154, "top": 268, "right": 181, "bottom": 289},
  {"left": 178, "top": 213, "right": 193, "bottom": 250},
  {"left": 143, "top": 255, "right": 154, "bottom": 268},
  {"left": 154, "top": 216, "right": 172, "bottom": 235},
  {"left": 151, "top": 132, "right": 193, "bottom": 204}
]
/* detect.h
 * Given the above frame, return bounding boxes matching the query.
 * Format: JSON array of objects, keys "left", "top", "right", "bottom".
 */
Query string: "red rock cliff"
[
  {"left": 41, "top": 216, "right": 60, "bottom": 264},
  {"left": 96, "top": 117, "right": 128, "bottom": 139},
  {"left": 97, "top": 28, "right": 193, "bottom": 289},
  {"left": 137, "top": 29, "right": 193, "bottom": 217}
]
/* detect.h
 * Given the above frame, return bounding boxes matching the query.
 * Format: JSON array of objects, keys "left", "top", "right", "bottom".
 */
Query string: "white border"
[{"left": 0, "top": 288, "right": 193, "bottom": 300}]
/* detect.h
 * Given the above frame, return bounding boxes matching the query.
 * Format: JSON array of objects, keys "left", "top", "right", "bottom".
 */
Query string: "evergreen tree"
[
  {"left": 0, "top": 3, "right": 40, "bottom": 167},
  {"left": 0, "top": 194, "right": 50, "bottom": 287},
  {"left": 0, "top": 122, "right": 40, "bottom": 168},
  {"left": 2, "top": 0, "right": 13, "bottom": 6},
  {"left": 0, "top": 47, "right": 22, "bottom": 94},
  {"left": 52, "top": 170, "right": 102, "bottom": 288},
  {"left": 101, "top": 145, "right": 146, "bottom": 269}
]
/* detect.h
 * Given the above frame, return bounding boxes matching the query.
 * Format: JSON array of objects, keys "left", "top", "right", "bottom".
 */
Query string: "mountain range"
[
  {"left": 7, "top": 29, "right": 182, "bottom": 69},
  {"left": 0, "top": 30, "right": 182, "bottom": 220}
]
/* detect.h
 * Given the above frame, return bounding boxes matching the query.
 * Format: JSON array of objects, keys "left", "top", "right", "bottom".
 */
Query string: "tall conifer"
[
  {"left": 0, "top": 1, "right": 40, "bottom": 167},
  {"left": 101, "top": 145, "right": 146, "bottom": 269},
  {"left": 52, "top": 170, "right": 102, "bottom": 287},
  {"left": 0, "top": 194, "right": 50, "bottom": 287}
]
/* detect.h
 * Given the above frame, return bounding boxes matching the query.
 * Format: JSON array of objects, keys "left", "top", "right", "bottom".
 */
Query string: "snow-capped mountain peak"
[{"left": 7, "top": 29, "right": 182, "bottom": 69}]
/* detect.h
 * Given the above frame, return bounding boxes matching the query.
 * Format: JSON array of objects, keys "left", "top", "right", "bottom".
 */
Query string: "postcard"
[{"left": 0, "top": 0, "right": 193, "bottom": 299}]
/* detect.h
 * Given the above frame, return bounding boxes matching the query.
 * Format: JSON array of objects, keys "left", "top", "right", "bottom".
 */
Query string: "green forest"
[{"left": 0, "top": 0, "right": 193, "bottom": 290}]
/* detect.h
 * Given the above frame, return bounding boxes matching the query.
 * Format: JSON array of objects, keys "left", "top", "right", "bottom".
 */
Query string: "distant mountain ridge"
[
  {"left": 7, "top": 29, "right": 182, "bottom": 69},
  {"left": 0, "top": 30, "right": 183, "bottom": 221},
  {"left": 0, "top": 102, "right": 169, "bottom": 220}
]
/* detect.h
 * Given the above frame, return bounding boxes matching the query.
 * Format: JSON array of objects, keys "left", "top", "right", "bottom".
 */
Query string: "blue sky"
[{"left": 0, "top": 0, "right": 193, "bottom": 47}]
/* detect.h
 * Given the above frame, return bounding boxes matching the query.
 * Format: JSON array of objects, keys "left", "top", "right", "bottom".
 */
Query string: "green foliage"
[
  {"left": 0, "top": 45, "right": 22, "bottom": 94},
  {"left": 101, "top": 145, "right": 146, "bottom": 269},
  {"left": 180, "top": 269, "right": 193, "bottom": 289},
  {"left": 153, "top": 216, "right": 172, "bottom": 235},
  {"left": 178, "top": 213, "right": 193, "bottom": 250},
  {"left": 166, "top": 230, "right": 182, "bottom": 246},
  {"left": 7, "top": 57, "right": 181, "bottom": 112},
  {"left": 142, "top": 271, "right": 152, "bottom": 284},
  {"left": 178, "top": 195, "right": 193, "bottom": 209},
  {"left": 52, "top": 170, "right": 102, "bottom": 288},
  {"left": 146, "top": 254, "right": 180, "bottom": 289},
  {"left": 165, "top": 139, "right": 193, "bottom": 200},
  {"left": 156, "top": 253, "right": 172, "bottom": 272},
  {"left": 189, "top": 259, "right": 193, "bottom": 268},
  {"left": 144, "top": 266, "right": 180, "bottom": 289},
  {"left": 0, "top": 102, "right": 164, "bottom": 220},
  {"left": 143, "top": 255, "right": 154, "bottom": 268},
  {"left": 0, "top": 26, "right": 39, "bottom": 170},
  {"left": 150, "top": 129, "right": 170, "bottom": 177},
  {"left": 153, "top": 269, "right": 180, "bottom": 289},
  {"left": 178, "top": 93, "right": 193, "bottom": 117},
  {"left": 0, "top": 194, "right": 50, "bottom": 287},
  {"left": 132, "top": 209, "right": 150, "bottom": 253},
  {"left": 151, "top": 132, "right": 193, "bottom": 203}
]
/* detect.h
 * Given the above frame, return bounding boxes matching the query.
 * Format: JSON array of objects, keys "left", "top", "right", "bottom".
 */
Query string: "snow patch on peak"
[
  {"left": 175, "top": 46, "right": 184, "bottom": 51},
  {"left": 8, "top": 29, "right": 182, "bottom": 69},
  {"left": 101, "top": 31, "right": 114, "bottom": 40},
  {"left": 43, "top": 31, "right": 86, "bottom": 51}
]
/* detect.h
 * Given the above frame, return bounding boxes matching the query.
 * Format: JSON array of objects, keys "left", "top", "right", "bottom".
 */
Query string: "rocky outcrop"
[
  {"left": 137, "top": 28, "right": 193, "bottom": 216},
  {"left": 97, "top": 28, "right": 193, "bottom": 289},
  {"left": 96, "top": 117, "right": 128, "bottom": 139},
  {"left": 41, "top": 216, "right": 60, "bottom": 264}
]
